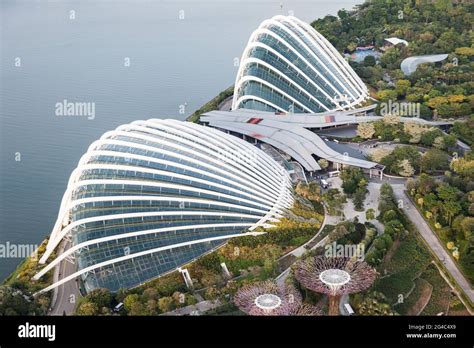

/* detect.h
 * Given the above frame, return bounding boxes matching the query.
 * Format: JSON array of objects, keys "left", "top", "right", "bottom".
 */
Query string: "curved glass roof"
[
  {"left": 232, "top": 15, "right": 369, "bottom": 113},
  {"left": 35, "top": 119, "right": 293, "bottom": 293}
]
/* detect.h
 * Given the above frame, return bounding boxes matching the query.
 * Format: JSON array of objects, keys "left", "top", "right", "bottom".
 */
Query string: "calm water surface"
[{"left": 0, "top": 0, "right": 362, "bottom": 279}]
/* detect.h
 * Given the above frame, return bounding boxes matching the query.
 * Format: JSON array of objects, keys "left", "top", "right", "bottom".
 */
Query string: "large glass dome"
[
  {"left": 35, "top": 119, "right": 293, "bottom": 292},
  {"left": 232, "top": 15, "right": 369, "bottom": 113}
]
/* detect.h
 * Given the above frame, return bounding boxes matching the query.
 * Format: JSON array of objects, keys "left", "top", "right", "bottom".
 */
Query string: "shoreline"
[{"left": 186, "top": 86, "right": 234, "bottom": 123}]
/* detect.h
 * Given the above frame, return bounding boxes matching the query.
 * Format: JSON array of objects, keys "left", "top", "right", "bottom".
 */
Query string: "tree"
[
  {"left": 382, "top": 210, "right": 398, "bottom": 223},
  {"left": 384, "top": 220, "right": 404, "bottom": 238},
  {"left": 158, "top": 296, "right": 175, "bottom": 313},
  {"left": 421, "top": 149, "right": 449, "bottom": 173},
  {"left": 377, "top": 89, "right": 398, "bottom": 102},
  {"left": 76, "top": 301, "right": 99, "bottom": 316},
  {"left": 123, "top": 294, "right": 141, "bottom": 313},
  {"left": 443, "top": 134, "right": 457, "bottom": 149},
  {"left": 420, "top": 129, "right": 443, "bottom": 146},
  {"left": 404, "top": 123, "right": 434, "bottom": 144},
  {"left": 142, "top": 288, "right": 159, "bottom": 302},
  {"left": 450, "top": 157, "right": 474, "bottom": 178},
  {"left": 369, "top": 147, "right": 392, "bottom": 162},
  {"left": 366, "top": 208, "right": 375, "bottom": 221},
  {"left": 145, "top": 299, "right": 158, "bottom": 315},
  {"left": 416, "top": 174, "right": 437, "bottom": 195},
  {"left": 341, "top": 167, "right": 366, "bottom": 194},
  {"left": 363, "top": 55, "right": 376, "bottom": 67},
  {"left": 395, "top": 79, "right": 411, "bottom": 97},
  {"left": 455, "top": 47, "right": 474, "bottom": 56},
  {"left": 397, "top": 159, "right": 415, "bottom": 177},
  {"left": 355, "top": 292, "right": 397, "bottom": 315},
  {"left": 451, "top": 117, "right": 474, "bottom": 146},
  {"left": 0, "top": 286, "right": 40, "bottom": 316},
  {"left": 128, "top": 301, "right": 147, "bottom": 316},
  {"left": 196, "top": 252, "right": 221, "bottom": 273},
  {"left": 295, "top": 181, "right": 322, "bottom": 202},
  {"left": 318, "top": 159, "right": 329, "bottom": 170},
  {"left": 442, "top": 201, "right": 462, "bottom": 227},
  {"left": 433, "top": 136, "right": 445, "bottom": 149},
  {"left": 328, "top": 223, "right": 349, "bottom": 243},
  {"left": 85, "top": 288, "right": 112, "bottom": 309},
  {"left": 381, "top": 146, "right": 421, "bottom": 174},
  {"left": 424, "top": 193, "right": 442, "bottom": 224},
  {"left": 383, "top": 114, "right": 401, "bottom": 124},
  {"left": 356, "top": 122, "right": 376, "bottom": 139},
  {"left": 437, "top": 184, "right": 461, "bottom": 202},
  {"left": 460, "top": 217, "right": 474, "bottom": 239},
  {"left": 353, "top": 188, "right": 366, "bottom": 211},
  {"left": 322, "top": 189, "right": 347, "bottom": 216},
  {"left": 380, "top": 47, "right": 402, "bottom": 70}
]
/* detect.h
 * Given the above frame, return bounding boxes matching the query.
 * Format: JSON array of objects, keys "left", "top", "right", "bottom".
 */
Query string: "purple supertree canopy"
[
  {"left": 295, "top": 256, "right": 377, "bottom": 296},
  {"left": 295, "top": 303, "right": 323, "bottom": 316},
  {"left": 233, "top": 280, "right": 320, "bottom": 316}
]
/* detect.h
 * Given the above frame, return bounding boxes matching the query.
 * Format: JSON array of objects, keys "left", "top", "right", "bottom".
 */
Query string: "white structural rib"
[
  {"left": 67, "top": 162, "right": 279, "bottom": 206},
  {"left": 35, "top": 231, "right": 265, "bottom": 295},
  {"left": 44, "top": 119, "right": 288, "bottom": 249},
  {"left": 48, "top": 210, "right": 263, "bottom": 256},
  {"left": 266, "top": 18, "right": 358, "bottom": 101},
  {"left": 134, "top": 119, "right": 285, "bottom": 193},
  {"left": 232, "top": 15, "right": 369, "bottom": 112},
  {"left": 236, "top": 56, "right": 330, "bottom": 111},
  {"left": 236, "top": 38, "right": 338, "bottom": 106},
  {"left": 78, "top": 149, "right": 277, "bottom": 203},
  {"left": 285, "top": 16, "right": 367, "bottom": 97},
  {"left": 33, "top": 223, "right": 255, "bottom": 281},
  {"left": 64, "top": 196, "right": 270, "bottom": 216},
  {"left": 236, "top": 75, "right": 315, "bottom": 113},
  {"left": 36, "top": 119, "right": 293, "bottom": 293},
  {"left": 100, "top": 127, "right": 283, "bottom": 197}
]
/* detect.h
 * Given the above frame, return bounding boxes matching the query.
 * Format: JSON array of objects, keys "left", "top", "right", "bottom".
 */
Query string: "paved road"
[
  {"left": 49, "top": 241, "right": 81, "bottom": 316},
  {"left": 218, "top": 96, "right": 233, "bottom": 111},
  {"left": 392, "top": 185, "right": 474, "bottom": 303}
]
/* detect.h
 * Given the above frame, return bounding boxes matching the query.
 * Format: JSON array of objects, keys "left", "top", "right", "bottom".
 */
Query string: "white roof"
[
  {"left": 401, "top": 54, "right": 449, "bottom": 75},
  {"left": 201, "top": 112, "right": 378, "bottom": 171},
  {"left": 385, "top": 37, "right": 408, "bottom": 46},
  {"left": 202, "top": 108, "right": 453, "bottom": 129}
]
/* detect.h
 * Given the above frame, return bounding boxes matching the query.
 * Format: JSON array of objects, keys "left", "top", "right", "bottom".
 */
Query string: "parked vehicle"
[{"left": 320, "top": 179, "right": 329, "bottom": 189}]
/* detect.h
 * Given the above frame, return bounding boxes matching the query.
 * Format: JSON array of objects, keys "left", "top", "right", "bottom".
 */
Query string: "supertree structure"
[
  {"left": 233, "top": 280, "right": 321, "bottom": 316},
  {"left": 295, "top": 256, "right": 377, "bottom": 316}
]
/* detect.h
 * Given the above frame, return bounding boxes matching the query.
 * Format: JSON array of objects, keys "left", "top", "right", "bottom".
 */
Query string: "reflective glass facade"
[
  {"left": 38, "top": 119, "right": 293, "bottom": 292},
  {"left": 232, "top": 15, "right": 369, "bottom": 113}
]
